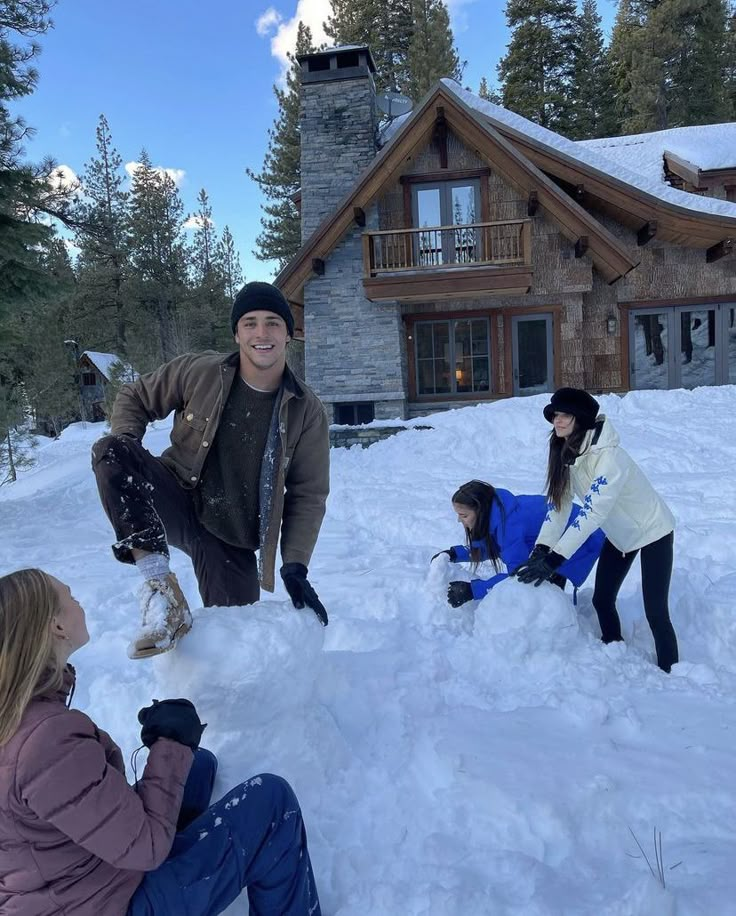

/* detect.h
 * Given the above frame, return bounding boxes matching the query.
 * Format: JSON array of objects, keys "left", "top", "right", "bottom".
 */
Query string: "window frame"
[
  {"left": 413, "top": 316, "right": 492, "bottom": 398},
  {"left": 627, "top": 301, "right": 736, "bottom": 389}
]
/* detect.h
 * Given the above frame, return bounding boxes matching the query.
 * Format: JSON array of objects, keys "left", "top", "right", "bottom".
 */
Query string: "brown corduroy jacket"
[
  {"left": 110, "top": 351, "right": 330, "bottom": 591},
  {"left": 0, "top": 668, "right": 193, "bottom": 915}
]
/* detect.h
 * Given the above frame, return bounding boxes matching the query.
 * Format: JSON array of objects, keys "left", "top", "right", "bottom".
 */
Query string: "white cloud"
[
  {"left": 51, "top": 164, "right": 79, "bottom": 192},
  {"left": 183, "top": 214, "right": 215, "bottom": 231},
  {"left": 124, "top": 160, "right": 186, "bottom": 187},
  {"left": 256, "top": 7, "right": 282, "bottom": 36},
  {"left": 256, "top": 0, "right": 331, "bottom": 81},
  {"left": 445, "top": 0, "right": 477, "bottom": 34}
]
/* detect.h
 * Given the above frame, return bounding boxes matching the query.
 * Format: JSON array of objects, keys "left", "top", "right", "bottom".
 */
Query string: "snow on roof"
[
  {"left": 383, "top": 80, "right": 736, "bottom": 221},
  {"left": 578, "top": 122, "right": 736, "bottom": 183},
  {"left": 82, "top": 350, "right": 135, "bottom": 382}
]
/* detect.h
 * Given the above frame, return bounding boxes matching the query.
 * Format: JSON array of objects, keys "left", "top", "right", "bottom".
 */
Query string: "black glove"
[
  {"left": 527, "top": 544, "right": 550, "bottom": 563},
  {"left": 514, "top": 550, "right": 565, "bottom": 587},
  {"left": 431, "top": 547, "right": 458, "bottom": 563},
  {"left": 280, "top": 563, "right": 329, "bottom": 627},
  {"left": 137, "top": 698, "right": 206, "bottom": 750},
  {"left": 447, "top": 580, "right": 474, "bottom": 608}
]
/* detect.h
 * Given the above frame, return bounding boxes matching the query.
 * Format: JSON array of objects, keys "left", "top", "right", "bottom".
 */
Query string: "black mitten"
[
  {"left": 447, "top": 580, "right": 474, "bottom": 608},
  {"left": 280, "top": 563, "right": 329, "bottom": 626},
  {"left": 137, "top": 698, "right": 206, "bottom": 750},
  {"left": 431, "top": 547, "right": 458, "bottom": 563}
]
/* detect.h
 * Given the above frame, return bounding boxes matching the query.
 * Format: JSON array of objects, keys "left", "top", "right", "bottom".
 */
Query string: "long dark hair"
[
  {"left": 545, "top": 422, "right": 588, "bottom": 510},
  {"left": 451, "top": 480, "right": 505, "bottom": 572}
]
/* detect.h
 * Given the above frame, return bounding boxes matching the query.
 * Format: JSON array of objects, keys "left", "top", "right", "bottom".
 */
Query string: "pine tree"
[
  {"left": 127, "top": 150, "right": 188, "bottom": 362},
  {"left": 247, "top": 21, "right": 314, "bottom": 268},
  {"left": 610, "top": 0, "right": 733, "bottom": 133},
  {"left": 216, "top": 225, "right": 244, "bottom": 301},
  {"left": 0, "top": 0, "right": 56, "bottom": 312},
  {"left": 405, "top": 0, "right": 462, "bottom": 100},
  {"left": 727, "top": 2, "right": 736, "bottom": 117},
  {"left": 498, "top": 0, "right": 581, "bottom": 133},
  {"left": 325, "top": 0, "right": 414, "bottom": 95},
  {"left": 326, "top": 0, "right": 460, "bottom": 100},
  {"left": 568, "top": 0, "right": 616, "bottom": 139},
  {"left": 186, "top": 188, "right": 231, "bottom": 350},
  {"left": 665, "top": 0, "right": 732, "bottom": 126},
  {"left": 478, "top": 76, "right": 503, "bottom": 104},
  {"left": 72, "top": 114, "right": 130, "bottom": 354}
]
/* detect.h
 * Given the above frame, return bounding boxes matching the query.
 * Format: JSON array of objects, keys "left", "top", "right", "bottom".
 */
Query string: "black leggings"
[{"left": 592, "top": 532, "right": 678, "bottom": 672}]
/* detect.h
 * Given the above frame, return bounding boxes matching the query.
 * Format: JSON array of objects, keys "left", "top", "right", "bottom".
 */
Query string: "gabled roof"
[
  {"left": 435, "top": 83, "right": 736, "bottom": 247},
  {"left": 388, "top": 83, "right": 736, "bottom": 223},
  {"left": 277, "top": 83, "right": 643, "bottom": 301},
  {"left": 81, "top": 351, "right": 135, "bottom": 383}
]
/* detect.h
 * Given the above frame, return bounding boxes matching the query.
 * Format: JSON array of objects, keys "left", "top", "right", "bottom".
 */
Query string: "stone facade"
[
  {"left": 300, "top": 49, "right": 408, "bottom": 421},
  {"left": 304, "top": 215, "right": 408, "bottom": 422},
  {"left": 300, "top": 70, "right": 377, "bottom": 239}
]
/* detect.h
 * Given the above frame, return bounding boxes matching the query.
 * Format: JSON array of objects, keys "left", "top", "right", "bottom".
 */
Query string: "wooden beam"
[
  {"left": 664, "top": 151, "right": 701, "bottom": 189},
  {"left": 400, "top": 167, "right": 490, "bottom": 185},
  {"left": 311, "top": 257, "right": 325, "bottom": 276},
  {"left": 637, "top": 220, "right": 657, "bottom": 246},
  {"left": 706, "top": 238, "right": 733, "bottom": 263},
  {"left": 353, "top": 206, "right": 366, "bottom": 227},
  {"left": 527, "top": 190, "right": 539, "bottom": 217},
  {"left": 435, "top": 105, "right": 448, "bottom": 169},
  {"left": 574, "top": 236, "right": 589, "bottom": 258}
]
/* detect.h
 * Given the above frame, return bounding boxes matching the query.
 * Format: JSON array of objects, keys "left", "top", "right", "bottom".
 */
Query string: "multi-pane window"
[
  {"left": 415, "top": 318, "right": 491, "bottom": 396},
  {"left": 81, "top": 372, "right": 97, "bottom": 387},
  {"left": 629, "top": 303, "right": 736, "bottom": 389}
]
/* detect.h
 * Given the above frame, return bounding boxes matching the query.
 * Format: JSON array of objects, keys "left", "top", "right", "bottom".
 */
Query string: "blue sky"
[{"left": 20, "top": 0, "right": 617, "bottom": 282}]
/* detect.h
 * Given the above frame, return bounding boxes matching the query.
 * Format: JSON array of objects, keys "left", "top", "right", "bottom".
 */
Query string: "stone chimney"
[{"left": 298, "top": 45, "right": 378, "bottom": 241}]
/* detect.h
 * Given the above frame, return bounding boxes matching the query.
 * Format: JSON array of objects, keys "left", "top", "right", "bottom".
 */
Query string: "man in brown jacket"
[{"left": 92, "top": 281, "right": 330, "bottom": 659}]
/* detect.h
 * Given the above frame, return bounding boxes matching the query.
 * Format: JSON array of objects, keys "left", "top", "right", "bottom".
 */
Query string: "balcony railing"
[{"left": 363, "top": 219, "right": 532, "bottom": 276}]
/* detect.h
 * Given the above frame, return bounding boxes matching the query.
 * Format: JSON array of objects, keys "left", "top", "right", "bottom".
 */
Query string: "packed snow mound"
[{"left": 153, "top": 602, "right": 325, "bottom": 728}]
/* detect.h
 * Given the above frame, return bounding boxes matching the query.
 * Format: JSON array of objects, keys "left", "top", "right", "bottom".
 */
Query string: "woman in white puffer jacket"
[{"left": 515, "top": 387, "right": 679, "bottom": 672}]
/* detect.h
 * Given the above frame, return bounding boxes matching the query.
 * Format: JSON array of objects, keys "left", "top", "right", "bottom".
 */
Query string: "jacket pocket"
[{"left": 171, "top": 411, "right": 207, "bottom": 451}]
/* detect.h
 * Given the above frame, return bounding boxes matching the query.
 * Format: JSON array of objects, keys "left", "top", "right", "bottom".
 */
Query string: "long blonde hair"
[{"left": 0, "top": 568, "right": 65, "bottom": 746}]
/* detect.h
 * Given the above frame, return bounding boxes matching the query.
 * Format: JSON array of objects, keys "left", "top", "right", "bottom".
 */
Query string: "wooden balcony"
[{"left": 362, "top": 219, "right": 534, "bottom": 302}]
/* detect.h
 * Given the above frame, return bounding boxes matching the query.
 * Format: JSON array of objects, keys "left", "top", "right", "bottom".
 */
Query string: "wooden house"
[
  {"left": 276, "top": 46, "right": 736, "bottom": 421},
  {"left": 78, "top": 351, "right": 134, "bottom": 421}
]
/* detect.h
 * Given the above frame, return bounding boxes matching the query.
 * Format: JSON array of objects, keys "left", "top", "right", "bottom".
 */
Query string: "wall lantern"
[
  {"left": 606, "top": 312, "right": 618, "bottom": 336},
  {"left": 455, "top": 368, "right": 464, "bottom": 382}
]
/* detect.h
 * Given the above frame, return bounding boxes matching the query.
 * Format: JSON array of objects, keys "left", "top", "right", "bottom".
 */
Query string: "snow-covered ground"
[{"left": 2, "top": 387, "right": 736, "bottom": 915}]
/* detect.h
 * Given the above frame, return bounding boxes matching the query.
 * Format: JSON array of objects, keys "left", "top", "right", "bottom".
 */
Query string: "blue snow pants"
[{"left": 127, "top": 749, "right": 322, "bottom": 916}]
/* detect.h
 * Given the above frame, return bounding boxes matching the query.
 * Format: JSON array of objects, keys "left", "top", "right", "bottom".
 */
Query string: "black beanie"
[
  {"left": 230, "top": 282, "right": 294, "bottom": 336},
  {"left": 543, "top": 388, "right": 600, "bottom": 430}
]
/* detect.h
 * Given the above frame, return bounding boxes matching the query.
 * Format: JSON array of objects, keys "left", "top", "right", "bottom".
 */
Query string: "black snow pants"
[
  {"left": 92, "top": 434, "right": 260, "bottom": 607},
  {"left": 592, "top": 531, "right": 678, "bottom": 673}
]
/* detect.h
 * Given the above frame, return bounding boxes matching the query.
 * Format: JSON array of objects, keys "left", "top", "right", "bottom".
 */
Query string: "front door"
[{"left": 511, "top": 314, "right": 554, "bottom": 396}]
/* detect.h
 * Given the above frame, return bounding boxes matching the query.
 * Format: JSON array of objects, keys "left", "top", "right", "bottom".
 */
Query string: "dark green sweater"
[{"left": 195, "top": 377, "right": 278, "bottom": 548}]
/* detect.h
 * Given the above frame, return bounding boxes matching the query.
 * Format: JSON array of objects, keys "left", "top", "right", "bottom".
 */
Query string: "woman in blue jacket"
[{"left": 433, "top": 480, "right": 604, "bottom": 607}]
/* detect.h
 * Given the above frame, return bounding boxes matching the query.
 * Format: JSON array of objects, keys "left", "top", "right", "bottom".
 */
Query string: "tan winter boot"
[{"left": 128, "top": 573, "right": 193, "bottom": 660}]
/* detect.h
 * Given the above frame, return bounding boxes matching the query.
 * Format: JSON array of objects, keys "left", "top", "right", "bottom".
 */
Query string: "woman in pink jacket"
[{"left": 0, "top": 568, "right": 321, "bottom": 915}]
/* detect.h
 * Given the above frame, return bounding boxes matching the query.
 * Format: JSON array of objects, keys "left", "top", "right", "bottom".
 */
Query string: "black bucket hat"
[{"left": 543, "top": 387, "right": 600, "bottom": 430}]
